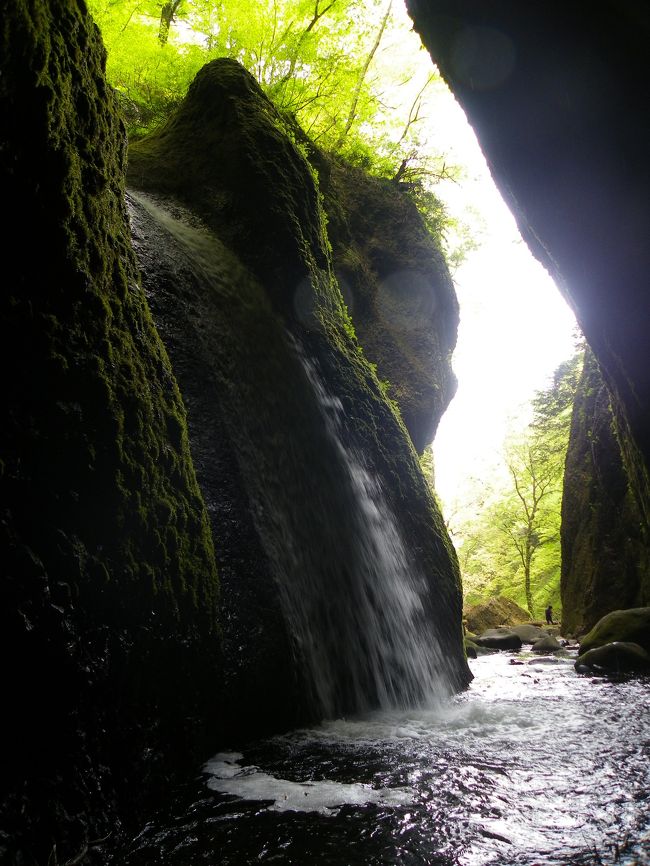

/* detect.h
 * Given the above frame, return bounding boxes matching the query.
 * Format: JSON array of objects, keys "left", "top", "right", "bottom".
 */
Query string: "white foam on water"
[{"left": 203, "top": 752, "right": 413, "bottom": 815}]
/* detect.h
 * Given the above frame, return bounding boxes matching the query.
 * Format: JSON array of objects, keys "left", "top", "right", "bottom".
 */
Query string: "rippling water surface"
[{"left": 114, "top": 653, "right": 650, "bottom": 865}]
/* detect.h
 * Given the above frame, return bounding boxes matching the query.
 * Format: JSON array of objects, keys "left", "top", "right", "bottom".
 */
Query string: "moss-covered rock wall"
[
  {"left": 316, "top": 155, "right": 459, "bottom": 453},
  {"left": 1, "top": 2, "right": 221, "bottom": 861},
  {"left": 560, "top": 350, "right": 650, "bottom": 636},
  {"left": 1, "top": 9, "right": 470, "bottom": 858},
  {"left": 127, "top": 57, "right": 470, "bottom": 725}
]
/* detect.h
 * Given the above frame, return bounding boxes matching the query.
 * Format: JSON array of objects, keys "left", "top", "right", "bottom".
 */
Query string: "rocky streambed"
[{"left": 110, "top": 648, "right": 650, "bottom": 865}]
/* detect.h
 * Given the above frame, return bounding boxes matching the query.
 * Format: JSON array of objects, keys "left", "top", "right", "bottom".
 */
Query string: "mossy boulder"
[
  {"left": 465, "top": 637, "right": 496, "bottom": 657},
  {"left": 579, "top": 607, "right": 650, "bottom": 655},
  {"left": 464, "top": 597, "right": 531, "bottom": 634},
  {"left": 576, "top": 642, "right": 650, "bottom": 675},
  {"left": 531, "top": 635, "right": 562, "bottom": 654},
  {"left": 465, "top": 640, "right": 478, "bottom": 659}
]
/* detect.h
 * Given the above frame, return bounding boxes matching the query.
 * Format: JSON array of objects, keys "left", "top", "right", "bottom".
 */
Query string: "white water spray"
[{"left": 291, "top": 343, "right": 452, "bottom": 715}]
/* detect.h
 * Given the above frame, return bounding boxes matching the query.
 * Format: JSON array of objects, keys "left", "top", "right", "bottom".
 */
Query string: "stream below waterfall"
[{"left": 112, "top": 652, "right": 649, "bottom": 865}]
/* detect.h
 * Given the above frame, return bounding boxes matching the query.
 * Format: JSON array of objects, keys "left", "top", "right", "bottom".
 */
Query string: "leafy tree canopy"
[{"left": 88, "top": 0, "right": 474, "bottom": 264}]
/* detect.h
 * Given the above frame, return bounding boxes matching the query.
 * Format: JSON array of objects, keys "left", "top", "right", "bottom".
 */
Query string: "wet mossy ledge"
[
  {"left": 128, "top": 56, "right": 470, "bottom": 730},
  {"left": 1, "top": 1, "right": 220, "bottom": 861}
]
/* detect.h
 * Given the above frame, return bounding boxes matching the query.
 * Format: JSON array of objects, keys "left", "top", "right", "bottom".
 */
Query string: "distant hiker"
[{"left": 545, "top": 604, "right": 555, "bottom": 625}]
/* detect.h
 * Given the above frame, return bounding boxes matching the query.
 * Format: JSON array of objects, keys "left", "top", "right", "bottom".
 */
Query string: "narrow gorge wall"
[
  {"left": 407, "top": 0, "right": 650, "bottom": 624},
  {"left": 1, "top": 1, "right": 221, "bottom": 861},
  {"left": 561, "top": 350, "right": 650, "bottom": 636},
  {"left": 1, "top": 7, "right": 469, "bottom": 861},
  {"left": 315, "top": 155, "right": 459, "bottom": 453},
  {"left": 127, "top": 57, "right": 470, "bottom": 729}
]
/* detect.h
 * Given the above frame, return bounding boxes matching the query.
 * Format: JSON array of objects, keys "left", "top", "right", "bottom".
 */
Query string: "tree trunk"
[
  {"left": 158, "top": 0, "right": 183, "bottom": 46},
  {"left": 524, "top": 548, "right": 534, "bottom": 617},
  {"left": 335, "top": 0, "right": 392, "bottom": 147}
]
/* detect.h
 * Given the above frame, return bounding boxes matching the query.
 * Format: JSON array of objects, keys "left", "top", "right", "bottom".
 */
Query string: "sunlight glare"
[{"left": 388, "top": 3, "right": 579, "bottom": 509}]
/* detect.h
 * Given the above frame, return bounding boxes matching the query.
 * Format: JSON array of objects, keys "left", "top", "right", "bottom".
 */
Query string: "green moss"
[
  {"left": 579, "top": 607, "right": 650, "bottom": 654},
  {"left": 311, "top": 150, "right": 460, "bottom": 453},
  {"left": 2, "top": 0, "right": 222, "bottom": 858},
  {"left": 128, "top": 59, "right": 469, "bottom": 710},
  {"left": 561, "top": 349, "right": 650, "bottom": 634}
]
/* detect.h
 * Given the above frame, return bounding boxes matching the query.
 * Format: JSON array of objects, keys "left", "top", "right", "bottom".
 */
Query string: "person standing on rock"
[{"left": 545, "top": 604, "right": 556, "bottom": 625}]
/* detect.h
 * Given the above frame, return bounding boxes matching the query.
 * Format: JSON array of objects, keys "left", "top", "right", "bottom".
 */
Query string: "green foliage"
[
  {"left": 453, "top": 348, "right": 584, "bottom": 617},
  {"left": 87, "top": 0, "right": 473, "bottom": 261}
]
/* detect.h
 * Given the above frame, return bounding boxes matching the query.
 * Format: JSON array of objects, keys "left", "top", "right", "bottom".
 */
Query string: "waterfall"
[
  {"left": 289, "top": 343, "right": 452, "bottom": 715},
  {"left": 127, "top": 190, "right": 453, "bottom": 721}
]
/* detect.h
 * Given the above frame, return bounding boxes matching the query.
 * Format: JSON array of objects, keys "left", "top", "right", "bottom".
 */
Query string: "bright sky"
[
  {"left": 428, "top": 92, "right": 578, "bottom": 508},
  {"left": 378, "top": 4, "right": 580, "bottom": 510}
]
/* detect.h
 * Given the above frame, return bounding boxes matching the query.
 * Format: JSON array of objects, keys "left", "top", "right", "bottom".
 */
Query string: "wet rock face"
[
  {"left": 406, "top": 0, "right": 650, "bottom": 526},
  {"left": 1, "top": 1, "right": 220, "bottom": 860},
  {"left": 128, "top": 59, "right": 472, "bottom": 730},
  {"left": 561, "top": 351, "right": 650, "bottom": 636},
  {"left": 316, "top": 156, "right": 459, "bottom": 453},
  {"left": 2, "top": 18, "right": 469, "bottom": 861}
]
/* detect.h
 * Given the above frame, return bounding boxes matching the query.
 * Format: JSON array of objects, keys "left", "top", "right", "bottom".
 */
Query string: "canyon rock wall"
[
  {"left": 407, "top": 0, "right": 650, "bottom": 623},
  {"left": 561, "top": 350, "right": 650, "bottom": 636},
  {"left": 1, "top": 1, "right": 221, "bottom": 861},
  {"left": 0, "top": 9, "right": 469, "bottom": 859},
  {"left": 128, "top": 56, "right": 470, "bottom": 735}
]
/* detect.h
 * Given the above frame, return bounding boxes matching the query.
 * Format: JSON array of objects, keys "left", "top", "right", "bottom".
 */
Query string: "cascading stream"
[{"left": 112, "top": 653, "right": 650, "bottom": 866}]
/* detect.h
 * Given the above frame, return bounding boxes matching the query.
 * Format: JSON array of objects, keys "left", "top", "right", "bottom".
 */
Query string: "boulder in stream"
[
  {"left": 473, "top": 628, "right": 522, "bottom": 651},
  {"left": 579, "top": 607, "right": 650, "bottom": 655},
  {"left": 510, "top": 624, "right": 550, "bottom": 644},
  {"left": 575, "top": 641, "right": 650, "bottom": 675},
  {"left": 531, "top": 635, "right": 562, "bottom": 654},
  {"left": 464, "top": 597, "right": 531, "bottom": 633}
]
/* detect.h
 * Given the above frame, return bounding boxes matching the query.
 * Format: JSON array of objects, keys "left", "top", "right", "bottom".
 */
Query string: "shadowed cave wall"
[
  {"left": 406, "top": 0, "right": 650, "bottom": 628},
  {"left": 561, "top": 349, "right": 649, "bottom": 636}
]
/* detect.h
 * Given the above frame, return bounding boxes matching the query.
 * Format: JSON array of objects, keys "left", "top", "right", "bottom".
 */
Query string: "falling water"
[
  {"left": 117, "top": 194, "right": 650, "bottom": 866},
  {"left": 289, "top": 343, "right": 452, "bottom": 716},
  {"left": 127, "top": 189, "right": 452, "bottom": 721}
]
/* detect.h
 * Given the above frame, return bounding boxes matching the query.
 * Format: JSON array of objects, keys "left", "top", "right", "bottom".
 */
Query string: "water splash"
[{"left": 115, "top": 655, "right": 650, "bottom": 866}]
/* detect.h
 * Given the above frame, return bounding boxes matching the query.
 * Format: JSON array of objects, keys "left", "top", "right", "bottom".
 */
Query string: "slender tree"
[
  {"left": 499, "top": 440, "right": 559, "bottom": 617},
  {"left": 335, "top": 0, "right": 392, "bottom": 146},
  {"left": 452, "top": 347, "right": 584, "bottom": 614},
  {"left": 158, "top": 0, "right": 184, "bottom": 45}
]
